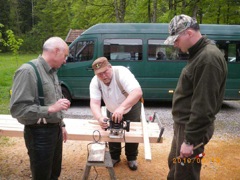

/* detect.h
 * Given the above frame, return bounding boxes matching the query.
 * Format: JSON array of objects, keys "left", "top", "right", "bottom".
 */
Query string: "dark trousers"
[
  {"left": 167, "top": 123, "right": 214, "bottom": 180},
  {"left": 24, "top": 124, "right": 63, "bottom": 180},
  {"left": 108, "top": 101, "right": 141, "bottom": 161}
]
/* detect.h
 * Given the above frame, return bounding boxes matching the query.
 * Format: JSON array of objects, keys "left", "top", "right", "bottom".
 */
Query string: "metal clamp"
[{"left": 152, "top": 112, "right": 165, "bottom": 143}]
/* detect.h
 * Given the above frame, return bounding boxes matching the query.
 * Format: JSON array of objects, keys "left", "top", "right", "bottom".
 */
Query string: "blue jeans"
[{"left": 24, "top": 123, "right": 63, "bottom": 180}]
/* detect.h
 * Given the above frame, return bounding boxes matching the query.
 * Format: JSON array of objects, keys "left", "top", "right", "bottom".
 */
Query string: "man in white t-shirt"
[{"left": 89, "top": 57, "right": 143, "bottom": 170}]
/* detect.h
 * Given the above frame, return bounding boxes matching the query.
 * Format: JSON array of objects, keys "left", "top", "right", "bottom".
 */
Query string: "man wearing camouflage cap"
[
  {"left": 89, "top": 57, "right": 143, "bottom": 170},
  {"left": 165, "top": 14, "right": 227, "bottom": 179}
]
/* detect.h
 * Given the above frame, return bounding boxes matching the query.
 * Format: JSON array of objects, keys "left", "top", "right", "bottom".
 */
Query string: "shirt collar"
[
  {"left": 38, "top": 55, "right": 57, "bottom": 74},
  {"left": 188, "top": 36, "right": 209, "bottom": 59}
]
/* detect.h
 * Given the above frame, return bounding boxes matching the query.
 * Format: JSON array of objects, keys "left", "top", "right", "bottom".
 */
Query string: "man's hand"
[
  {"left": 62, "top": 127, "right": 68, "bottom": 143},
  {"left": 48, "top": 98, "right": 71, "bottom": 113},
  {"left": 180, "top": 142, "right": 194, "bottom": 158},
  {"left": 98, "top": 116, "right": 109, "bottom": 130},
  {"left": 112, "top": 106, "right": 125, "bottom": 123}
]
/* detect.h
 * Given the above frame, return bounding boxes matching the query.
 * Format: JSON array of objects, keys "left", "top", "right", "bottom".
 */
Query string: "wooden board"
[
  {"left": 0, "top": 115, "right": 163, "bottom": 143},
  {"left": 141, "top": 103, "right": 152, "bottom": 161}
]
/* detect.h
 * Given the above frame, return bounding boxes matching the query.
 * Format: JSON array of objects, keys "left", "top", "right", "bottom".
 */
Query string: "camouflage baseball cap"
[
  {"left": 92, "top": 57, "right": 110, "bottom": 74},
  {"left": 164, "top": 14, "right": 197, "bottom": 45}
]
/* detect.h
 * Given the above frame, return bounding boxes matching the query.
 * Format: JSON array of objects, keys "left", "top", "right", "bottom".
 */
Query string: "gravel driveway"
[
  {"left": 0, "top": 100, "right": 239, "bottom": 179},
  {"left": 64, "top": 100, "right": 240, "bottom": 140}
]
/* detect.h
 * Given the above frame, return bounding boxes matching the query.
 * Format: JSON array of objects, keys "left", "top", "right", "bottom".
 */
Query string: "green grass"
[{"left": 0, "top": 53, "right": 38, "bottom": 114}]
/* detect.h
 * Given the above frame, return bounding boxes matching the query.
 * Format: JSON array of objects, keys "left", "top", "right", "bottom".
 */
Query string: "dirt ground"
[{"left": 0, "top": 135, "right": 239, "bottom": 180}]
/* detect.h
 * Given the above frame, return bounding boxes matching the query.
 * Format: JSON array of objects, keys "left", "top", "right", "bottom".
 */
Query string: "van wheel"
[{"left": 62, "top": 86, "right": 72, "bottom": 102}]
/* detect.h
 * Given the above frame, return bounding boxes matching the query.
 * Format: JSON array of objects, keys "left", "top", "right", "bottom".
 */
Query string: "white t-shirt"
[{"left": 89, "top": 66, "right": 141, "bottom": 113}]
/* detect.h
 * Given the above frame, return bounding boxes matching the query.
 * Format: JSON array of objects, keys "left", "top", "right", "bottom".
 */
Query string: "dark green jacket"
[
  {"left": 10, "top": 56, "right": 65, "bottom": 126},
  {"left": 172, "top": 37, "right": 228, "bottom": 144}
]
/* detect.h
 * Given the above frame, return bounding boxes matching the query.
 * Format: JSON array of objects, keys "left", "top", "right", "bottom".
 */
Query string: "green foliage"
[
  {"left": 5, "top": 30, "right": 24, "bottom": 55},
  {"left": 20, "top": 32, "right": 42, "bottom": 53},
  {"left": 0, "top": 24, "right": 5, "bottom": 52},
  {"left": 0, "top": 23, "right": 24, "bottom": 54},
  {"left": 1, "top": 0, "right": 239, "bottom": 52},
  {"left": 0, "top": 53, "right": 37, "bottom": 114}
]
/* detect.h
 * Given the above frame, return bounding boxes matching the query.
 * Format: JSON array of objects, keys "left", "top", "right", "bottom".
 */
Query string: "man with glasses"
[
  {"left": 10, "top": 37, "right": 71, "bottom": 179},
  {"left": 164, "top": 14, "right": 227, "bottom": 179},
  {"left": 89, "top": 57, "right": 142, "bottom": 170}
]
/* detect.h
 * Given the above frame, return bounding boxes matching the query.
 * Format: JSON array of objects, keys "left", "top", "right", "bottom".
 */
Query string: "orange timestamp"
[{"left": 173, "top": 156, "right": 221, "bottom": 165}]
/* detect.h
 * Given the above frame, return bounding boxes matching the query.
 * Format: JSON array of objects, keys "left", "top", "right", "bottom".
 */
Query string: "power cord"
[
  {"left": 86, "top": 126, "right": 128, "bottom": 179},
  {"left": 86, "top": 130, "right": 106, "bottom": 180}
]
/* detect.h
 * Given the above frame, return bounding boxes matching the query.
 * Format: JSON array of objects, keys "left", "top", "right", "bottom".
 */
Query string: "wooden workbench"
[
  {"left": 0, "top": 114, "right": 162, "bottom": 143},
  {"left": 0, "top": 110, "right": 163, "bottom": 161}
]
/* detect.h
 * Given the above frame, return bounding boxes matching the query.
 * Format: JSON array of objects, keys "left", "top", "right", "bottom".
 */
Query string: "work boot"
[
  {"left": 112, "top": 159, "right": 120, "bottom": 167},
  {"left": 128, "top": 160, "right": 138, "bottom": 171}
]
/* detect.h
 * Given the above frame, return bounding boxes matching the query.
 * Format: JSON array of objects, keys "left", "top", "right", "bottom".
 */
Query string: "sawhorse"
[{"left": 82, "top": 151, "right": 116, "bottom": 180}]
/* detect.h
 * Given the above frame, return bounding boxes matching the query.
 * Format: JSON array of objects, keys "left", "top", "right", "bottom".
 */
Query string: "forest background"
[{"left": 0, "top": 0, "right": 240, "bottom": 53}]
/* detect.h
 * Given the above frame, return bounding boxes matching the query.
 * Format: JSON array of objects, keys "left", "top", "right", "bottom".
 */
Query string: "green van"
[{"left": 57, "top": 23, "right": 240, "bottom": 101}]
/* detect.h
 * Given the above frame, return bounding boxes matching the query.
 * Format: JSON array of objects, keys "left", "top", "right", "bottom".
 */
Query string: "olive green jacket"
[{"left": 172, "top": 37, "right": 228, "bottom": 144}]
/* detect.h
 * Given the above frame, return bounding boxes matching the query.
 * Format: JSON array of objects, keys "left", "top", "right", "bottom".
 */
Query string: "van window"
[
  {"left": 67, "top": 40, "right": 94, "bottom": 62},
  {"left": 104, "top": 39, "right": 142, "bottom": 61},
  {"left": 148, "top": 39, "right": 189, "bottom": 61},
  {"left": 228, "top": 44, "right": 237, "bottom": 62},
  {"left": 217, "top": 41, "right": 240, "bottom": 63}
]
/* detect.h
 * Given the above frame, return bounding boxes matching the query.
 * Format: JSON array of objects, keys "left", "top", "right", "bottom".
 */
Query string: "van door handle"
[{"left": 86, "top": 67, "right": 93, "bottom": 71}]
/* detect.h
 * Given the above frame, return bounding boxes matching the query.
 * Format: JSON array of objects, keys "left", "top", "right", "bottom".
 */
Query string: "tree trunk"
[
  {"left": 114, "top": 0, "right": 126, "bottom": 22},
  {"left": 148, "top": 0, "right": 151, "bottom": 22},
  {"left": 114, "top": 0, "right": 120, "bottom": 22},
  {"left": 198, "top": 7, "right": 203, "bottom": 24},
  {"left": 152, "top": 0, "right": 157, "bottom": 23},
  {"left": 119, "top": 0, "right": 126, "bottom": 22},
  {"left": 217, "top": 5, "right": 221, "bottom": 24}
]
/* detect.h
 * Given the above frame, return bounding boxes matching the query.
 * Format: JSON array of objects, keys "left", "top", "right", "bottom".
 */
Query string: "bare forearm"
[
  {"left": 90, "top": 99, "right": 102, "bottom": 120},
  {"left": 120, "top": 88, "right": 142, "bottom": 111},
  {"left": 90, "top": 98, "right": 109, "bottom": 129}
]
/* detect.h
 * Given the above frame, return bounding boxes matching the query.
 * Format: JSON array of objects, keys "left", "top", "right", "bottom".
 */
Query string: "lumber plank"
[
  {"left": 0, "top": 115, "right": 162, "bottom": 143},
  {"left": 141, "top": 103, "right": 152, "bottom": 161}
]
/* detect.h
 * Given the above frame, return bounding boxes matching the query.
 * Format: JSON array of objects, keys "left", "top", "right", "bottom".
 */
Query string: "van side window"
[
  {"left": 148, "top": 39, "right": 189, "bottom": 61},
  {"left": 217, "top": 41, "right": 240, "bottom": 63},
  {"left": 67, "top": 40, "right": 94, "bottom": 62},
  {"left": 104, "top": 39, "right": 142, "bottom": 61}
]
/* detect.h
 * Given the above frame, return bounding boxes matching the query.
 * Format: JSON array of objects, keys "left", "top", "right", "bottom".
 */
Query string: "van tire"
[{"left": 62, "top": 86, "right": 72, "bottom": 102}]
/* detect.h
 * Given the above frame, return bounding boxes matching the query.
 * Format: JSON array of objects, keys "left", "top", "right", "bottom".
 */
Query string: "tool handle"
[
  {"left": 103, "top": 118, "right": 108, "bottom": 131},
  {"left": 125, "top": 120, "right": 130, "bottom": 132},
  {"left": 157, "top": 127, "right": 164, "bottom": 142},
  {"left": 176, "top": 142, "right": 204, "bottom": 159},
  {"left": 193, "top": 142, "right": 204, "bottom": 150}
]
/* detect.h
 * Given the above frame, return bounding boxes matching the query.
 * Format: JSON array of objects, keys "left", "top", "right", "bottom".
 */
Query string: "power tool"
[{"left": 104, "top": 116, "right": 130, "bottom": 138}]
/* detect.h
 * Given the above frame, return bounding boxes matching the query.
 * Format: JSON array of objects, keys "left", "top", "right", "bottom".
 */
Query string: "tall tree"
[
  {"left": 18, "top": 0, "right": 33, "bottom": 33},
  {"left": 0, "top": 0, "right": 10, "bottom": 29},
  {"left": 152, "top": 0, "right": 158, "bottom": 22},
  {"left": 114, "top": 0, "right": 126, "bottom": 22}
]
